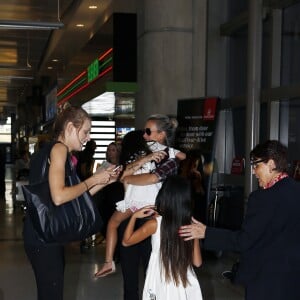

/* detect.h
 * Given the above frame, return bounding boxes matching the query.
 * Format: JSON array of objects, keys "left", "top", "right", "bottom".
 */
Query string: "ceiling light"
[
  {"left": 0, "top": 20, "right": 64, "bottom": 30},
  {"left": 82, "top": 92, "right": 115, "bottom": 115},
  {"left": 89, "top": 5, "right": 98, "bottom": 9},
  {"left": 76, "top": 24, "right": 85, "bottom": 28},
  {"left": 52, "top": 59, "right": 59, "bottom": 62}
]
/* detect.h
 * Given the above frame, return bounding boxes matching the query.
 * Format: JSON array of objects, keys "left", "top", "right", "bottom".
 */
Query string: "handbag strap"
[
  {"left": 54, "top": 141, "right": 78, "bottom": 181},
  {"left": 29, "top": 141, "right": 55, "bottom": 184},
  {"left": 38, "top": 141, "right": 74, "bottom": 180}
]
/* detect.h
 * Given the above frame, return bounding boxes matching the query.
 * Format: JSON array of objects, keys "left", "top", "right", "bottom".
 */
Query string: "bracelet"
[{"left": 83, "top": 181, "right": 89, "bottom": 191}]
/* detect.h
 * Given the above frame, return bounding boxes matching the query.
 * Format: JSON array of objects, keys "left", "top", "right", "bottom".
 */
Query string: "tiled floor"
[{"left": 0, "top": 171, "right": 244, "bottom": 300}]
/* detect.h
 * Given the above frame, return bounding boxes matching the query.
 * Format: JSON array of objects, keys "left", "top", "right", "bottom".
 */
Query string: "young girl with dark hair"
[{"left": 122, "top": 175, "right": 203, "bottom": 300}]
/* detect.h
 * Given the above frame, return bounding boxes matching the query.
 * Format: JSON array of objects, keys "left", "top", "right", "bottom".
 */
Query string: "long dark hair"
[
  {"left": 119, "top": 130, "right": 152, "bottom": 166},
  {"left": 155, "top": 175, "right": 194, "bottom": 287}
]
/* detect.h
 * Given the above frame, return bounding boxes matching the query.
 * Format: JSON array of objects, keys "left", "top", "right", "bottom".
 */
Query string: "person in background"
[
  {"left": 76, "top": 139, "right": 97, "bottom": 251},
  {"left": 179, "top": 140, "right": 300, "bottom": 300},
  {"left": 106, "top": 142, "right": 121, "bottom": 165},
  {"left": 23, "top": 106, "right": 120, "bottom": 300},
  {"left": 95, "top": 141, "right": 124, "bottom": 241},
  {"left": 15, "top": 150, "right": 30, "bottom": 180},
  {"left": 97, "top": 142, "right": 121, "bottom": 170},
  {"left": 76, "top": 139, "right": 97, "bottom": 181},
  {"left": 122, "top": 175, "right": 203, "bottom": 300}
]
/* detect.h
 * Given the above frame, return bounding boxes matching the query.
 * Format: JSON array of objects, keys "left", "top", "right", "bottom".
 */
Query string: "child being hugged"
[{"left": 122, "top": 175, "right": 203, "bottom": 300}]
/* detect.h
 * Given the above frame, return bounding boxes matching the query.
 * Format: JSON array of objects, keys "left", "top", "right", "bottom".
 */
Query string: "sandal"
[{"left": 94, "top": 261, "right": 116, "bottom": 278}]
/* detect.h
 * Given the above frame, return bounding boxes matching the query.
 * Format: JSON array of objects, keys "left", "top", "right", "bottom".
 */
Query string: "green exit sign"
[{"left": 87, "top": 59, "right": 99, "bottom": 82}]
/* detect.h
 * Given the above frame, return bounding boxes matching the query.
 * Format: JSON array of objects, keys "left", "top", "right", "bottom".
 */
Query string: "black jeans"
[
  {"left": 24, "top": 242, "right": 65, "bottom": 300},
  {"left": 119, "top": 218, "right": 152, "bottom": 300}
]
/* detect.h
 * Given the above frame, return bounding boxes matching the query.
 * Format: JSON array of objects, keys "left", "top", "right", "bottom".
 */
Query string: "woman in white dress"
[{"left": 122, "top": 175, "right": 203, "bottom": 300}]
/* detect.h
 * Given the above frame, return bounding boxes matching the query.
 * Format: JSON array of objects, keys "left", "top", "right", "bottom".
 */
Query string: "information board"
[
  {"left": 176, "top": 97, "right": 220, "bottom": 155},
  {"left": 176, "top": 97, "right": 220, "bottom": 222}
]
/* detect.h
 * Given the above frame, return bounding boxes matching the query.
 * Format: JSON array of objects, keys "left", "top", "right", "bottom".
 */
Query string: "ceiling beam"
[{"left": 0, "top": 20, "right": 64, "bottom": 30}]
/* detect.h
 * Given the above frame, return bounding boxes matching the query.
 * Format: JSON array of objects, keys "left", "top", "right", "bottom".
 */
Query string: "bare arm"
[
  {"left": 122, "top": 207, "right": 157, "bottom": 246},
  {"left": 122, "top": 173, "right": 159, "bottom": 185},
  {"left": 122, "top": 158, "right": 178, "bottom": 186},
  {"left": 121, "top": 151, "right": 167, "bottom": 179},
  {"left": 193, "top": 239, "right": 202, "bottom": 267},
  {"left": 88, "top": 165, "right": 120, "bottom": 195},
  {"left": 176, "top": 151, "right": 186, "bottom": 161},
  {"left": 49, "top": 143, "right": 118, "bottom": 205}
]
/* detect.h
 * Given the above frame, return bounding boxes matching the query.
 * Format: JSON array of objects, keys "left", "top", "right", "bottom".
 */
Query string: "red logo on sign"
[{"left": 203, "top": 98, "right": 217, "bottom": 120}]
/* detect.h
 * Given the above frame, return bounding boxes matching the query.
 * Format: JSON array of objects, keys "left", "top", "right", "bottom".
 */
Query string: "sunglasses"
[
  {"left": 250, "top": 159, "right": 265, "bottom": 169},
  {"left": 143, "top": 128, "right": 160, "bottom": 136}
]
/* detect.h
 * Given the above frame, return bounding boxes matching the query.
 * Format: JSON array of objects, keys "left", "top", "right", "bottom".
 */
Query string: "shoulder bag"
[{"left": 22, "top": 142, "right": 103, "bottom": 244}]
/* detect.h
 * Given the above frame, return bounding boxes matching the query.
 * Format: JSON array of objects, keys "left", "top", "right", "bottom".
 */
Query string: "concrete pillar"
[{"left": 136, "top": 0, "right": 207, "bottom": 127}]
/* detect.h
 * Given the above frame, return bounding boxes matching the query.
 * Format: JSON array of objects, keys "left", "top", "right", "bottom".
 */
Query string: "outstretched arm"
[
  {"left": 121, "top": 151, "right": 168, "bottom": 179},
  {"left": 49, "top": 143, "right": 120, "bottom": 205},
  {"left": 122, "top": 158, "right": 178, "bottom": 186},
  {"left": 178, "top": 217, "right": 207, "bottom": 241}
]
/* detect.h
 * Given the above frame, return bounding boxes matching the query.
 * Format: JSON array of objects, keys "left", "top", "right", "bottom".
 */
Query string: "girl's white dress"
[
  {"left": 116, "top": 160, "right": 161, "bottom": 212},
  {"left": 143, "top": 216, "right": 203, "bottom": 300},
  {"left": 116, "top": 142, "right": 179, "bottom": 213}
]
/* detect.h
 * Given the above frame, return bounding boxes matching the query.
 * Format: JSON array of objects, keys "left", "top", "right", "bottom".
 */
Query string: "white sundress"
[
  {"left": 143, "top": 216, "right": 203, "bottom": 300},
  {"left": 116, "top": 143, "right": 179, "bottom": 213},
  {"left": 116, "top": 160, "right": 161, "bottom": 212}
]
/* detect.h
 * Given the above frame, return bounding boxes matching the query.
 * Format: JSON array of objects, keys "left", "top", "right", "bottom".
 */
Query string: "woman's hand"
[
  {"left": 178, "top": 217, "right": 207, "bottom": 240},
  {"left": 146, "top": 150, "right": 167, "bottom": 163},
  {"left": 93, "top": 169, "right": 111, "bottom": 185},
  {"left": 94, "top": 164, "right": 122, "bottom": 185},
  {"left": 132, "top": 206, "right": 156, "bottom": 219},
  {"left": 106, "top": 164, "right": 122, "bottom": 183}
]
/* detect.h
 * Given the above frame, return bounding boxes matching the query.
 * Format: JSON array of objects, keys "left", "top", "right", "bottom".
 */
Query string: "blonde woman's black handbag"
[{"left": 22, "top": 142, "right": 103, "bottom": 244}]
